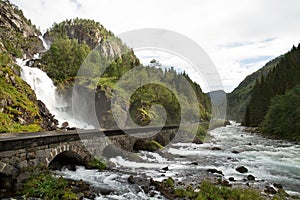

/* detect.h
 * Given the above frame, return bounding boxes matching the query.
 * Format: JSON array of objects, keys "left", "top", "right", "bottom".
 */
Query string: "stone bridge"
[{"left": 0, "top": 126, "right": 180, "bottom": 189}]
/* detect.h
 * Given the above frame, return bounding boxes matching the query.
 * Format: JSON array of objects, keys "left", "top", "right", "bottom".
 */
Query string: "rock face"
[
  {"left": 0, "top": 1, "right": 57, "bottom": 133},
  {"left": 0, "top": 1, "right": 44, "bottom": 58},
  {"left": 44, "top": 18, "right": 122, "bottom": 58},
  {"left": 36, "top": 100, "right": 58, "bottom": 131}
]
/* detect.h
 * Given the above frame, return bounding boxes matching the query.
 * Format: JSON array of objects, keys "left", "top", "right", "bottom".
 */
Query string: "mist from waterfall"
[{"left": 15, "top": 36, "right": 94, "bottom": 129}]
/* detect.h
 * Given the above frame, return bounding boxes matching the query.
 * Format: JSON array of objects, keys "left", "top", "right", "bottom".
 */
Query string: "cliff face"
[
  {"left": 0, "top": 0, "right": 44, "bottom": 58},
  {"left": 43, "top": 18, "right": 123, "bottom": 58},
  {"left": 0, "top": 0, "right": 57, "bottom": 133}
]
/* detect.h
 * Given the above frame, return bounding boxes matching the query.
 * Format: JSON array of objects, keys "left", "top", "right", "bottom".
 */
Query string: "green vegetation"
[
  {"left": 242, "top": 44, "right": 300, "bottom": 141},
  {"left": 0, "top": 53, "right": 43, "bottom": 133},
  {"left": 227, "top": 56, "right": 281, "bottom": 122},
  {"left": 85, "top": 158, "right": 107, "bottom": 170},
  {"left": 0, "top": 0, "right": 42, "bottom": 58},
  {"left": 147, "top": 140, "right": 164, "bottom": 151},
  {"left": 261, "top": 84, "right": 300, "bottom": 140},
  {"left": 165, "top": 177, "right": 175, "bottom": 188},
  {"left": 41, "top": 37, "right": 91, "bottom": 82},
  {"left": 40, "top": 19, "right": 211, "bottom": 129},
  {"left": 175, "top": 181, "right": 265, "bottom": 200},
  {"left": 23, "top": 171, "right": 77, "bottom": 200}
]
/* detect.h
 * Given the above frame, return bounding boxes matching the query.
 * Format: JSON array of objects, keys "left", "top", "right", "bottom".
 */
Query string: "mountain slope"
[
  {"left": 0, "top": 0, "right": 44, "bottom": 58},
  {"left": 38, "top": 18, "right": 211, "bottom": 130},
  {"left": 227, "top": 56, "right": 281, "bottom": 122},
  {"left": 244, "top": 44, "right": 300, "bottom": 128},
  {"left": 0, "top": 0, "right": 57, "bottom": 133}
]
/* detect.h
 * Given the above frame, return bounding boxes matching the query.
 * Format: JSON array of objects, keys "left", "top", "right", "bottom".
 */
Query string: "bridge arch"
[{"left": 45, "top": 144, "right": 90, "bottom": 168}]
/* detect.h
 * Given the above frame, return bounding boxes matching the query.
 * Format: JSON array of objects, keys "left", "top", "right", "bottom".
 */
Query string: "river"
[{"left": 56, "top": 122, "right": 300, "bottom": 199}]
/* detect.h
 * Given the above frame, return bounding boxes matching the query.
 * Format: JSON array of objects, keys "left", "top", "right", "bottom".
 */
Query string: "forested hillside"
[
  {"left": 227, "top": 56, "right": 281, "bottom": 122},
  {"left": 243, "top": 44, "right": 300, "bottom": 140},
  {"left": 38, "top": 19, "right": 211, "bottom": 130}
]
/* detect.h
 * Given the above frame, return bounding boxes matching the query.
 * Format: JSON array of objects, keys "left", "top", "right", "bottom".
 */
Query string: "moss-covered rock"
[
  {"left": 85, "top": 158, "right": 107, "bottom": 171},
  {"left": 0, "top": 60, "right": 57, "bottom": 133}
]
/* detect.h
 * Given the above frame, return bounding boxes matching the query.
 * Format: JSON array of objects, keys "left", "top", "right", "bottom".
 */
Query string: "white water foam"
[
  {"left": 38, "top": 35, "right": 50, "bottom": 51},
  {"left": 16, "top": 58, "right": 94, "bottom": 129}
]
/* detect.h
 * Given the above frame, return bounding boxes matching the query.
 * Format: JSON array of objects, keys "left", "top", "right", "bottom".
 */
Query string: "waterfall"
[
  {"left": 38, "top": 35, "right": 50, "bottom": 51},
  {"left": 16, "top": 59, "right": 94, "bottom": 129}
]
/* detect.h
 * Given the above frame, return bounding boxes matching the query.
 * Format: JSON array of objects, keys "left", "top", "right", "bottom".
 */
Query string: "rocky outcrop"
[
  {"left": 36, "top": 100, "right": 58, "bottom": 131},
  {"left": 0, "top": 1, "right": 44, "bottom": 58},
  {"left": 44, "top": 18, "right": 122, "bottom": 58}
]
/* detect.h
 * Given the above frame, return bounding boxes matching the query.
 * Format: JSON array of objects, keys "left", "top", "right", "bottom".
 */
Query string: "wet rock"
[
  {"left": 128, "top": 175, "right": 135, "bottom": 184},
  {"left": 247, "top": 174, "right": 255, "bottom": 181},
  {"left": 77, "top": 179, "right": 90, "bottom": 192},
  {"left": 246, "top": 143, "right": 252, "bottom": 146},
  {"left": 192, "top": 137, "right": 203, "bottom": 144},
  {"left": 228, "top": 177, "right": 235, "bottom": 182},
  {"left": 224, "top": 120, "right": 231, "bottom": 126},
  {"left": 141, "top": 185, "right": 149, "bottom": 193},
  {"left": 264, "top": 186, "right": 277, "bottom": 194},
  {"left": 232, "top": 150, "right": 239, "bottom": 154},
  {"left": 133, "top": 139, "right": 160, "bottom": 152},
  {"left": 84, "top": 191, "right": 96, "bottom": 199},
  {"left": 37, "top": 100, "right": 58, "bottom": 131},
  {"left": 162, "top": 166, "right": 169, "bottom": 171},
  {"left": 235, "top": 166, "right": 248, "bottom": 173},
  {"left": 211, "top": 147, "right": 222, "bottom": 150},
  {"left": 90, "top": 186, "right": 115, "bottom": 195},
  {"left": 150, "top": 178, "right": 175, "bottom": 200},
  {"left": 218, "top": 179, "right": 232, "bottom": 187},
  {"left": 207, "top": 168, "right": 224, "bottom": 176},
  {"left": 191, "top": 162, "right": 198, "bottom": 165},
  {"left": 273, "top": 183, "right": 283, "bottom": 189}
]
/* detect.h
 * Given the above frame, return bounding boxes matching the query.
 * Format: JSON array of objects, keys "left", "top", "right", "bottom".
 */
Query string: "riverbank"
[{"left": 1, "top": 123, "right": 300, "bottom": 199}]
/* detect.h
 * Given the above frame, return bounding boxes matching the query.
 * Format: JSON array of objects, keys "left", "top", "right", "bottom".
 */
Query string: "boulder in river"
[
  {"left": 191, "top": 162, "right": 198, "bottom": 165},
  {"left": 207, "top": 168, "right": 224, "bottom": 176},
  {"left": 128, "top": 175, "right": 135, "bottom": 184},
  {"left": 162, "top": 166, "right": 169, "bottom": 171},
  {"left": 211, "top": 147, "right": 222, "bottom": 150},
  {"left": 192, "top": 136, "right": 203, "bottom": 144},
  {"left": 273, "top": 183, "right": 283, "bottom": 189},
  {"left": 235, "top": 166, "right": 248, "bottom": 173},
  {"left": 247, "top": 174, "right": 255, "bottom": 181}
]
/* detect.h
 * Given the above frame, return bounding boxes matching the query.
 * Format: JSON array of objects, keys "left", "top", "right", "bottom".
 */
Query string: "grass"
[
  {"left": 0, "top": 65, "right": 43, "bottom": 133},
  {"left": 175, "top": 180, "right": 266, "bottom": 200},
  {"left": 23, "top": 171, "right": 77, "bottom": 200}
]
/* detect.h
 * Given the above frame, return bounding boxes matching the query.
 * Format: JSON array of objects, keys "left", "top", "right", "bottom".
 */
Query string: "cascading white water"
[
  {"left": 17, "top": 58, "right": 93, "bottom": 129},
  {"left": 38, "top": 35, "right": 50, "bottom": 51},
  {"left": 15, "top": 36, "right": 94, "bottom": 129}
]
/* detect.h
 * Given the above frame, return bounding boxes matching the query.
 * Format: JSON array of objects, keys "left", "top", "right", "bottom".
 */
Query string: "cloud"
[
  {"left": 69, "top": 0, "right": 82, "bottom": 10},
  {"left": 10, "top": 0, "right": 300, "bottom": 92}
]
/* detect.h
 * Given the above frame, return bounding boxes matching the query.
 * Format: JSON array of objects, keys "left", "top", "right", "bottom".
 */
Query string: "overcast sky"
[{"left": 11, "top": 0, "right": 300, "bottom": 92}]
